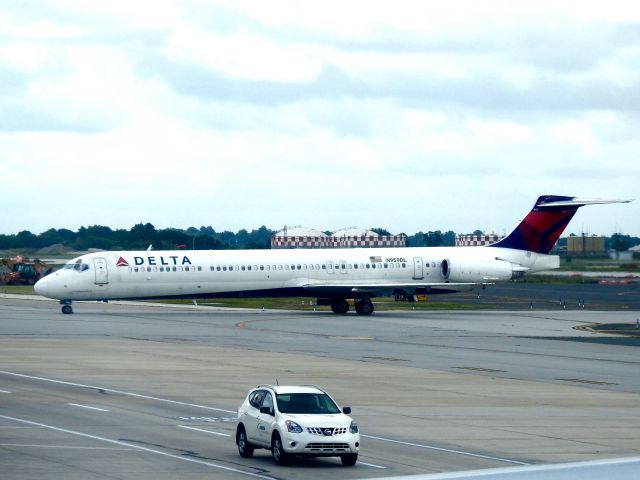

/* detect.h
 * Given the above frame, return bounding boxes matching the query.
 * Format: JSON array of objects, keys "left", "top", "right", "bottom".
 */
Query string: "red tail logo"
[{"left": 116, "top": 257, "right": 129, "bottom": 267}]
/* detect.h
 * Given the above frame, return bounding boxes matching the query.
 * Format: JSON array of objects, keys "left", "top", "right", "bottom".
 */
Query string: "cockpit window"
[{"left": 64, "top": 260, "right": 89, "bottom": 272}]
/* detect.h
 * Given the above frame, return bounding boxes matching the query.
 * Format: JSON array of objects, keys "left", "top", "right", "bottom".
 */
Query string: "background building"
[
  {"left": 567, "top": 235, "right": 606, "bottom": 255},
  {"left": 455, "top": 234, "right": 504, "bottom": 246},
  {"left": 271, "top": 226, "right": 406, "bottom": 249}
]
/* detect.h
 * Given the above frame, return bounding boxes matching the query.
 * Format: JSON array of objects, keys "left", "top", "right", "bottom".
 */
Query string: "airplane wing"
[{"left": 300, "top": 281, "right": 483, "bottom": 297}]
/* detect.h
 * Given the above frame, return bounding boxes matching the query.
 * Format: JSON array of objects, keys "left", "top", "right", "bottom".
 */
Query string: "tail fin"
[{"left": 490, "top": 195, "right": 632, "bottom": 254}]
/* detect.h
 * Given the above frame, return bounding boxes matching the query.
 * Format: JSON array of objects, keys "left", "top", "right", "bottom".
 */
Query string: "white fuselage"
[{"left": 34, "top": 246, "right": 558, "bottom": 302}]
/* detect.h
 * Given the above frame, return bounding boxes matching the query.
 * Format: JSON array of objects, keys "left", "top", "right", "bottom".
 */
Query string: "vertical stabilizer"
[{"left": 490, "top": 196, "right": 632, "bottom": 254}]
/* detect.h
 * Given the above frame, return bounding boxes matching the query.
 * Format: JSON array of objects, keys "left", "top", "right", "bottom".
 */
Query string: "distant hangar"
[{"left": 271, "top": 226, "right": 407, "bottom": 249}]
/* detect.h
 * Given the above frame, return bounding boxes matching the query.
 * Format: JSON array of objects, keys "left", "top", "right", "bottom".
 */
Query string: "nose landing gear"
[{"left": 60, "top": 300, "right": 73, "bottom": 314}]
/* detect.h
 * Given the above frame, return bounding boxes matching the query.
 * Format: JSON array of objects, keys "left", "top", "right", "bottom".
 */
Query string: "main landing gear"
[
  {"left": 354, "top": 299, "right": 374, "bottom": 316},
  {"left": 329, "top": 298, "right": 375, "bottom": 316},
  {"left": 60, "top": 300, "right": 73, "bottom": 314}
]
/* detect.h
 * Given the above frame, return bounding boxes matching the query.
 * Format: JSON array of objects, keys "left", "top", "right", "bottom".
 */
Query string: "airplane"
[{"left": 34, "top": 195, "right": 631, "bottom": 315}]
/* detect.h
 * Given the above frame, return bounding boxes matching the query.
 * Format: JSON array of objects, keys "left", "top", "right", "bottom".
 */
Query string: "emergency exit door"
[{"left": 413, "top": 257, "right": 424, "bottom": 280}]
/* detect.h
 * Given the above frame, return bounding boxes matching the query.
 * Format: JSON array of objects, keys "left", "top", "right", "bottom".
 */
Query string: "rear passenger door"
[{"left": 243, "top": 390, "right": 265, "bottom": 444}]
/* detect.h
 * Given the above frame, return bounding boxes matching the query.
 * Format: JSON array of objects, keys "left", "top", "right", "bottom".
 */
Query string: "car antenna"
[{"left": 276, "top": 379, "right": 279, "bottom": 386}]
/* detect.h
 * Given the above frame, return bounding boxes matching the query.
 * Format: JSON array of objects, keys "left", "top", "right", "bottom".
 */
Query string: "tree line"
[
  {"left": 0, "top": 224, "right": 461, "bottom": 251},
  {"left": 0, "top": 224, "right": 636, "bottom": 252}
]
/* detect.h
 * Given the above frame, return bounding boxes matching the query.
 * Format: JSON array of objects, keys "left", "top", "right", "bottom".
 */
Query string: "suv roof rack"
[{"left": 254, "top": 384, "right": 326, "bottom": 393}]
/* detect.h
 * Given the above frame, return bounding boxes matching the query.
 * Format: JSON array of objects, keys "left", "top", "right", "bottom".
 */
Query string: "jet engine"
[{"left": 441, "top": 258, "right": 518, "bottom": 282}]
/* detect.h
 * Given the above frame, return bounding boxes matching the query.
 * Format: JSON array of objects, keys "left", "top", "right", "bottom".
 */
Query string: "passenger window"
[
  {"left": 354, "top": 264, "right": 358, "bottom": 269},
  {"left": 384, "top": 263, "right": 388, "bottom": 268},
  {"left": 260, "top": 265, "right": 264, "bottom": 271},
  {"left": 185, "top": 266, "right": 189, "bottom": 272},
  {"left": 147, "top": 267, "right": 151, "bottom": 272},
  {"left": 241, "top": 266, "right": 246, "bottom": 271},
  {"left": 366, "top": 264, "right": 370, "bottom": 269},
  {"left": 297, "top": 265, "right": 301, "bottom": 270},
  {"left": 229, "top": 266, "right": 234, "bottom": 271},
  {"left": 134, "top": 267, "right": 139, "bottom": 272},
  {"left": 249, "top": 390, "right": 265, "bottom": 409}
]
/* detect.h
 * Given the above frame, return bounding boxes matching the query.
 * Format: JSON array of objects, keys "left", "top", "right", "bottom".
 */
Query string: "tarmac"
[{"left": 1, "top": 294, "right": 640, "bottom": 480}]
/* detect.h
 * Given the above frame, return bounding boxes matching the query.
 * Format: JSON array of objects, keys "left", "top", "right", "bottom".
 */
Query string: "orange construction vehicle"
[{"left": 0, "top": 256, "right": 53, "bottom": 285}]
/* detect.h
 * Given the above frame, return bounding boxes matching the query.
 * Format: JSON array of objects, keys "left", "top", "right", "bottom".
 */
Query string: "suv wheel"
[
  {"left": 271, "top": 433, "right": 290, "bottom": 465},
  {"left": 341, "top": 453, "right": 358, "bottom": 466},
  {"left": 236, "top": 426, "right": 254, "bottom": 458}
]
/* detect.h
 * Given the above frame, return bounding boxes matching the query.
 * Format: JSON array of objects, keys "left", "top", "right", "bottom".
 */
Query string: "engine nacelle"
[{"left": 441, "top": 258, "right": 516, "bottom": 283}]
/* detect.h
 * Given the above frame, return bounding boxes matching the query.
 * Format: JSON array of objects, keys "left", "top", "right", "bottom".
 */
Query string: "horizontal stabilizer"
[{"left": 536, "top": 198, "right": 633, "bottom": 208}]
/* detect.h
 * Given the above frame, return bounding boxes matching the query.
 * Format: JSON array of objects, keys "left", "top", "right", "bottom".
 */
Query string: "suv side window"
[{"left": 249, "top": 390, "right": 265, "bottom": 409}]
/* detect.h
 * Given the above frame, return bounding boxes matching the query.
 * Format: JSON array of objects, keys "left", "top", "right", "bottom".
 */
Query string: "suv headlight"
[
  {"left": 286, "top": 420, "right": 303, "bottom": 433},
  {"left": 349, "top": 421, "right": 359, "bottom": 433}
]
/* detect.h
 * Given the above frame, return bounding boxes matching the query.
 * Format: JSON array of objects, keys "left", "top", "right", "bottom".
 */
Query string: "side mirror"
[
  {"left": 342, "top": 406, "right": 351, "bottom": 414},
  {"left": 260, "top": 406, "right": 273, "bottom": 415}
]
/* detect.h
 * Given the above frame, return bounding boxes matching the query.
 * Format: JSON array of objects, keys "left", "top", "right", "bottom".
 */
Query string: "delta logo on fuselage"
[{"left": 116, "top": 255, "right": 192, "bottom": 267}]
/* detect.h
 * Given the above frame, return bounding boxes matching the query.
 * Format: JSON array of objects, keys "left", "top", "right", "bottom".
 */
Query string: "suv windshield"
[{"left": 276, "top": 393, "right": 340, "bottom": 414}]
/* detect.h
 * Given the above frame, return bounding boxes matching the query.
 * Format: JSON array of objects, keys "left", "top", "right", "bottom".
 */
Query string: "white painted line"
[
  {"left": 361, "top": 434, "right": 529, "bottom": 466},
  {"left": 0, "top": 443, "right": 131, "bottom": 450},
  {"left": 0, "top": 389, "right": 11, "bottom": 393},
  {"left": 358, "top": 461, "right": 387, "bottom": 469},
  {"left": 0, "top": 371, "right": 235, "bottom": 414},
  {"left": 68, "top": 403, "right": 110, "bottom": 412},
  {"left": 0, "top": 414, "right": 276, "bottom": 480},
  {"left": 178, "top": 425, "right": 231, "bottom": 437}
]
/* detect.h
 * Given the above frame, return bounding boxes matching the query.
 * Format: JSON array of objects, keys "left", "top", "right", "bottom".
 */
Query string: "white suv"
[{"left": 236, "top": 385, "right": 360, "bottom": 466}]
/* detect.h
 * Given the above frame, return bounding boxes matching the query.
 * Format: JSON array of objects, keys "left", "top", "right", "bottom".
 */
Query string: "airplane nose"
[{"left": 34, "top": 277, "right": 50, "bottom": 297}]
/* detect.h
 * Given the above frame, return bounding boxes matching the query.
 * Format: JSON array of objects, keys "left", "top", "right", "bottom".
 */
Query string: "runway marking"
[
  {"left": 0, "top": 414, "right": 276, "bottom": 480},
  {"left": 358, "top": 461, "right": 387, "bottom": 469},
  {"left": 0, "top": 371, "right": 236, "bottom": 414},
  {"left": 453, "top": 366, "right": 508, "bottom": 373},
  {"left": 0, "top": 389, "right": 11, "bottom": 393},
  {"left": 556, "top": 378, "right": 618, "bottom": 386},
  {"left": 329, "top": 336, "right": 374, "bottom": 340},
  {"left": 178, "top": 425, "right": 231, "bottom": 437},
  {"left": 361, "top": 434, "right": 530, "bottom": 466},
  {"left": 68, "top": 403, "right": 110, "bottom": 412},
  {"left": 0, "top": 443, "right": 131, "bottom": 450}
]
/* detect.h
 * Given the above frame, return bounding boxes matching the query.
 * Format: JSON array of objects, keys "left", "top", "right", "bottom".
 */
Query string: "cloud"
[{"left": 0, "top": 1, "right": 638, "bottom": 236}]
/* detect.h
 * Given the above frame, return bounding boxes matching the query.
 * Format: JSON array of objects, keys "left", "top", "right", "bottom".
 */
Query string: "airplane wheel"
[
  {"left": 61, "top": 305, "right": 73, "bottom": 315},
  {"left": 355, "top": 301, "right": 374, "bottom": 316},
  {"left": 331, "top": 299, "right": 350, "bottom": 314}
]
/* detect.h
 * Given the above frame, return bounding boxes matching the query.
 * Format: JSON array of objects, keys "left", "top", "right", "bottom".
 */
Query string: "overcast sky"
[{"left": 1, "top": 1, "right": 638, "bottom": 238}]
